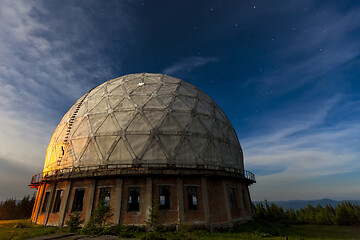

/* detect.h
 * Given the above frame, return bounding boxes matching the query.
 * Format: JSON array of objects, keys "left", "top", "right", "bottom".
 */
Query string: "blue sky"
[{"left": 0, "top": 0, "right": 360, "bottom": 201}]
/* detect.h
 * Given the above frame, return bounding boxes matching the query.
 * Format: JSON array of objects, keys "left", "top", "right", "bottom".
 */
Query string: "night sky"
[{"left": 1, "top": 0, "right": 360, "bottom": 201}]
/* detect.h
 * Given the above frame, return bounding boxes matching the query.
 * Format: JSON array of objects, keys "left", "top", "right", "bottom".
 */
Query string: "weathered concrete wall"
[{"left": 39, "top": 175, "right": 253, "bottom": 228}]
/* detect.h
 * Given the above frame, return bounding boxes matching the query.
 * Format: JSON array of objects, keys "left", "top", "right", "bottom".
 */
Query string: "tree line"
[
  {"left": 0, "top": 195, "right": 35, "bottom": 220},
  {"left": 254, "top": 200, "right": 360, "bottom": 226}
]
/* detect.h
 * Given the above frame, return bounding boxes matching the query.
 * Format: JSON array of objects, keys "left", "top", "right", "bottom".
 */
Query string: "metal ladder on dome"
[{"left": 57, "top": 90, "right": 93, "bottom": 165}]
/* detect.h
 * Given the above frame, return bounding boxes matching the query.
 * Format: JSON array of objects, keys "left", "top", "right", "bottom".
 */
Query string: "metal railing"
[{"left": 30, "top": 163, "right": 255, "bottom": 185}]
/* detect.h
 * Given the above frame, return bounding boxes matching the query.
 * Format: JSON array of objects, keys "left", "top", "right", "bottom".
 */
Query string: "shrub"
[{"left": 65, "top": 212, "right": 84, "bottom": 232}]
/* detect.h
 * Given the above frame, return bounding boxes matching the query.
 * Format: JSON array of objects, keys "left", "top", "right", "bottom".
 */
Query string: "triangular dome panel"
[
  {"left": 143, "top": 110, "right": 164, "bottom": 128},
  {"left": 158, "top": 95, "right": 173, "bottom": 107},
  {"left": 131, "top": 95, "right": 149, "bottom": 107},
  {"left": 79, "top": 139, "right": 99, "bottom": 165},
  {"left": 175, "top": 140, "right": 197, "bottom": 164},
  {"left": 111, "top": 85, "right": 125, "bottom": 95},
  {"left": 171, "top": 112, "right": 191, "bottom": 130},
  {"left": 72, "top": 118, "right": 89, "bottom": 137},
  {"left": 126, "top": 134, "right": 149, "bottom": 157},
  {"left": 71, "top": 137, "right": 89, "bottom": 161},
  {"left": 113, "top": 111, "right": 134, "bottom": 130},
  {"left": 187, "top": 117, "right": 207, "bottom": 135},
  {"left": 142, "top": 139, "right": 167, "bottom": 163},
  {"left": 143, "top": 97, "right": 166, "bottom": 109},
  {"left": 126, "top": 113, "right": 151, "bottom": 132},
  {"left": 115, "top": 98, "right": 135, "bottom": 110},
  {"left": 96, "top": 135, "right": 117, "bottom": 159},
  {"left": 159, "top": 135, "right": 181, "bottom": 157},
  {"left": 97, "top": 116, "right": 118, "bottom": 134},
  {"left": 88, "top": 113, "right": 107, "bottom": 133},
  {"left": 108, "top": 138, "right": 133, "bottom": 164},
  {"left": 159, "top": 115, "right": 182, "bottom": 132}
]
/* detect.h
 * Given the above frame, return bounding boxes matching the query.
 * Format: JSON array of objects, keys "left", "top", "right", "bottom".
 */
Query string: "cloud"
[
  {"left": 162, "top": 56, "right": 217, "bottom": 76},
  {"left": 243, "top": 96, "right": 360, "bottom": 200},
  {"left": 0, "top": 0, "right": 131, "bottom": 200}
]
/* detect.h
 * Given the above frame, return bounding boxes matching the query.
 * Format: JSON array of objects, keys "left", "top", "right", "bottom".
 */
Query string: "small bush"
[{"left": 65, "top": 212, "right": 84, "bottom": 232}]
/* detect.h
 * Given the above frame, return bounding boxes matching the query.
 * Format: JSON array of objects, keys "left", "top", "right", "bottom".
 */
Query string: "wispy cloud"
[
  {"left": 0, "top": 1, "right": 131, "bottom": 199},
  {"left": 162, "top": 56, "right": 217, "bottom": 76},
  {"left": 243, "top": 96, "right": 360, "bottom": 200}
]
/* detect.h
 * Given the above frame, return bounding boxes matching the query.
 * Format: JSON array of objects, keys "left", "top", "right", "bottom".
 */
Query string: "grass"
[
  {"left": 0, "top": 219, "right": 359, "bottom": 240},
  {"left": 198, "top": 222, "right": 360, "bottom": 240},
  {"left": 0, "top": 219, "right": 58, "bottom": 240}
]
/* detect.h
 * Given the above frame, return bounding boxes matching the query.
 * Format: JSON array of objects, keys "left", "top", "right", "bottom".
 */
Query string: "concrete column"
[
  {"left": 201, "top": 177, "right": 210, "bottom": 226},
  {"left": 85, "top": 179, "right": 96, "bottom": 223},
  {"left": 222, "top": 181, "right": 232, "bottom": 222},
  {"left": 176, "top": 178, "right": 184, "bottom": 223},
  {"left": 244, "top": 187, "right": 252, "bottom": 219},
  {"left": 145, "top": 177, "right": 153, "bottom": 220},
  {"left": 238, "top": 184, "right": 246, "bottom": 218},
  {"left": 44, "top": 182, "right": 57, "bottom": 225},
  {"left": 113, "top": 178, "right": 123, "bottom": 224},
  {"left": 34, "top": 183, "right": 47, "bottom": 223},
  {"left": 59, "top": 180, "right": 72, "bottom": 227},
  {"left": 31, "top": 187, "right": 42, "bottom": 221}
]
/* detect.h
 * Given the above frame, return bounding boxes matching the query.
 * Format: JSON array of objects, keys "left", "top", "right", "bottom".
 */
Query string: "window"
[
  {"left": 159, "top": 186, "right": 170, "bottom": 210},
  {"left": 228, "top": 187, "right": 237, "bottom": 209},
  {"left": 72, "top": 189, "right": 85, "bottom": 212},
  {"left": 52, "top": 190, "right": 63, "bottom": 213},
  {"left": 187, "top": 186, "right": 198, "bottom": 210},
  {"left": 99, "top": 187, "right": 111, "bottom": 206},
  {"left": 128, "top": 187, "right": 140, "bottom": 212},
  {"left": 41, "top": 192, "right": 50, "bottom": 213}
]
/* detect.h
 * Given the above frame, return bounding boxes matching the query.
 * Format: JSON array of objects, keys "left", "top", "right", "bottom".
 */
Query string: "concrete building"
[{"left": 30, "top": 73, "right": 255, "bottom": 228}]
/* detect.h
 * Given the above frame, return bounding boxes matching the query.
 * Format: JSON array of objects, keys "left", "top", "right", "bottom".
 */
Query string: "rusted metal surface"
[{"left": 30, "top": 163, "right": 255, "bottom": 187}]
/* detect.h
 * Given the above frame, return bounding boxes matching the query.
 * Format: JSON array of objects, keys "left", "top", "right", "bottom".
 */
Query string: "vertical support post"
[
  {"left": 244, "top": 186, "right": 252, "bottom": 219},
  {"left": 201, "top": 177, "right": 210, "bottom": 226},
  {"left": 34, "top": 183, "right": 47, "bottom": 223},
  {"left": 113, "top": 178, "right": 123, "bottom": 224},
  {"left": 222, "top": 180, "right": 232, "bottom": 222},
  {"left": 59, "top": 180, "right": 72, "bottom": 227},
  {"left": 145, "top": 177, "right": 152, "bottom": 220},
  {"left": 31, "top": 187, "right": 41, "bottom": 222},
  {"left": 85, "top": 179, "right": 96, "bottom": 224},
  {"left": 238, "top": 184, "right": 246, "bottom": 218},
  {"left": 176, "top": 178, "right": 184, "bottom": 223},
  {"left": 44, "top": 182, "right": 57, "bottom": 225}
]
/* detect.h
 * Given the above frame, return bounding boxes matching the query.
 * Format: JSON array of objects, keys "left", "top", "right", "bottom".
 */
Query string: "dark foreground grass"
[
  {"left": 1, "top": 219, "right": 360, "bottom": 240},
  {"left": 0, "top": 219, "right": 58, "bottom": 240}
]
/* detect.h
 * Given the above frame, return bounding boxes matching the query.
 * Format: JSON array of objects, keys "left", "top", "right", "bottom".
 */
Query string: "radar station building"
[{"left": 30, "top": 73, "right": 255, "bottom": 228}]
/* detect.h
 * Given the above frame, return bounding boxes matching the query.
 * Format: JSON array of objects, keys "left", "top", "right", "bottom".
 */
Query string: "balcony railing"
[{"left": 30, "top": 163, "right": 255, "bottom": 186}]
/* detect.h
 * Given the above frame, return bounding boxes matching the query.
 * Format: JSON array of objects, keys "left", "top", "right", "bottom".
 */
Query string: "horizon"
[{"left": 0, "top": 0, "right": 360, "bottom": 202}]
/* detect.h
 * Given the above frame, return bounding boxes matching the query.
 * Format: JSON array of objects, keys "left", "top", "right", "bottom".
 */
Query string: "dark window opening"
[
  {"left": 159, "top": 186, "right": 170, "bottom": 210},
  {"left": 128, "top": 187, "right": 140, "bottom": 212},
  {"left": 99, "top": 187, "right": 111, "bottom": 207},
  {"left": 187, "top": 186, "right": 198, "bottom": 210},
  {"left": 228, "top": 187, "right": 237, "bottom": 209},
  {"left": 41, "top": 192, "right": 50, "bottom": 213},
  {"left": 52, "top": 190, "right": 63, "bottom": 213},
  {"left": 72, "top": 189, "right": 85, "bottom": 212}
]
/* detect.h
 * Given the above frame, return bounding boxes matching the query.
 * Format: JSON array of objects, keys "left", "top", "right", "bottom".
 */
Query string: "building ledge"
[{"left": 29, "top": 163, "right": 256, "bottom": 187}]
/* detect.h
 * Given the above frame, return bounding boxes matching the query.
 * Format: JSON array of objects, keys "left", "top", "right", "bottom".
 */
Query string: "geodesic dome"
[{"left": 44, "top": 73, "right": 244, "bottom": 173}]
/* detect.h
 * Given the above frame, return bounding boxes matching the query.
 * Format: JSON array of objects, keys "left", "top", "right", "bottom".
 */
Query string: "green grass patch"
[
  {"left": 0, "top": 219, "right": 58, "bottom": 240},
  {"left": 1, "top": 220, "right": 360, "bottom": 240}
]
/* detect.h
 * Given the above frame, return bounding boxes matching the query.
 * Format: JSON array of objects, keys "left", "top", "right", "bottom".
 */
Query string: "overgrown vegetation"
[
  {"left": 81, "top": 198, "right": 113, "bottom": 235},
  {"left": 0, "top": 195, "right": 35, "bottom": 220},
  {"left": 253, "top": 200, "right": 360, "bottom": 226}
]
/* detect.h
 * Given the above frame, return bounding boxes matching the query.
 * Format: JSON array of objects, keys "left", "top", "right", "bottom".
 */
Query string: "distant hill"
[{"left": 253, "top": 199, "right": 360, "bottom": 210}]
